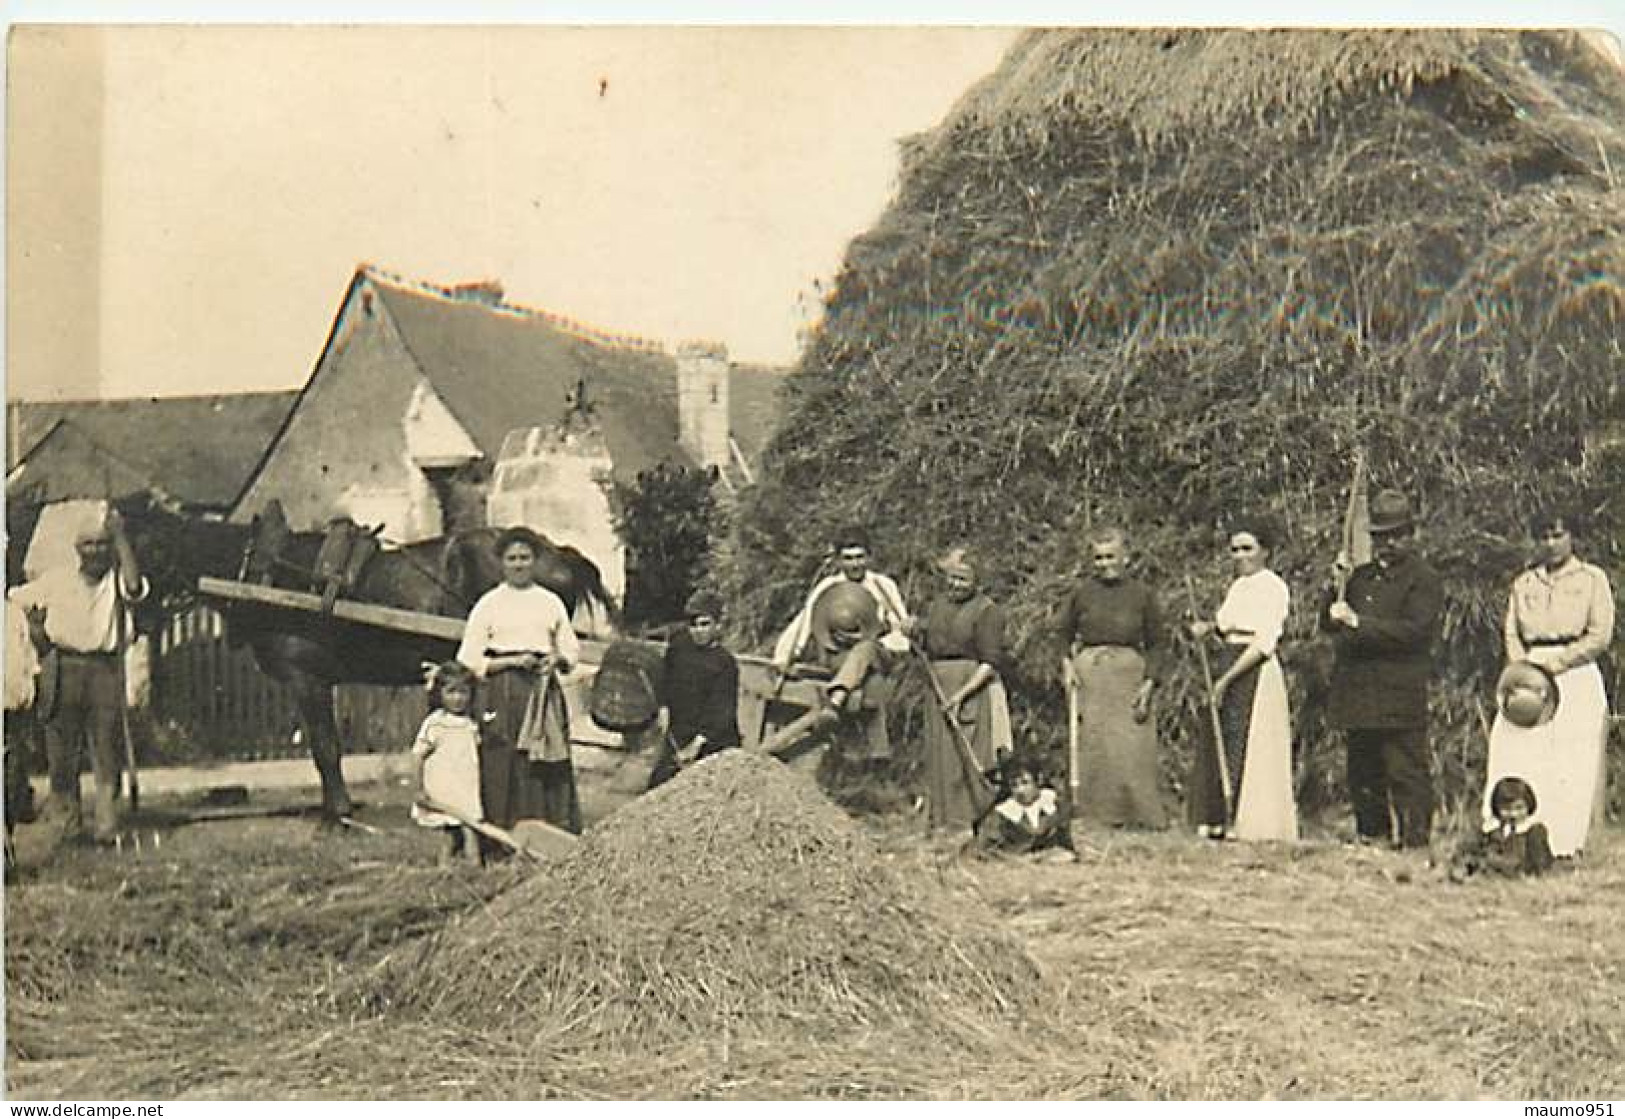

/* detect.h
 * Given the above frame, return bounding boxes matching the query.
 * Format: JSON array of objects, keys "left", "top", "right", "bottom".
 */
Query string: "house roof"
[
  {"left": 7, "top": 419, "right": 179, "bottom": 505},
  {"left": 365, "top": 269, "right": 685, "bottom": 483},
  {"left": 6, "top": 390, "right": 298, "bottom": 507}
]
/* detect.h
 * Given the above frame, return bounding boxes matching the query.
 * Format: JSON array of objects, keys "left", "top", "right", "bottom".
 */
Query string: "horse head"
[
  {"left": 244, "top": 499, "right": 294, "bottom": 584},
  {"left": 109, "top": 491, "right": 251, "bottom": 609}
]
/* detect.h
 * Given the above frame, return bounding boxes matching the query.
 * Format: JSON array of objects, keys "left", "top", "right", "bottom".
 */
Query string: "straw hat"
[
  {"left": 814, "top": 581, "right": 878, "bottom": 637},
  {"left": 1496, "top": 660, "right": 1559, "bottom": 729}
]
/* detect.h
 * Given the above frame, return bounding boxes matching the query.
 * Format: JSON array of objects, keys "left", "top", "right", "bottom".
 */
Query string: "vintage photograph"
[{"left": 5, "top": 22, "right": 1624, "bottom": 1101}]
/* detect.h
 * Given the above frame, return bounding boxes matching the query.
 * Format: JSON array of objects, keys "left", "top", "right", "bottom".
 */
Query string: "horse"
[{"left": 116, "top": 494, "right": 616, "bottom": 821}]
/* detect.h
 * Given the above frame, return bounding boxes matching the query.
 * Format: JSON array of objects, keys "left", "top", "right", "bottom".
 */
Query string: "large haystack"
[
  {"left": 367, "top": 751, "right": 1038, "bottom": 1044},
  {"left": 724, "top": 30, "right": 1625, "bottom": 813}
]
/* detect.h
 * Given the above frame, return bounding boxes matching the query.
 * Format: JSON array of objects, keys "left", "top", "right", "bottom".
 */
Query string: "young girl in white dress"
[{"left": 412, "top": 660, "right": 484, "bottom": 866}]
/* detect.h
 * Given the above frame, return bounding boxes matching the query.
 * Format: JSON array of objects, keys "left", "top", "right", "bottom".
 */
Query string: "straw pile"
[
  {"left": 723, "top": 30, "right": 1625, "bottom": 815},
  {"left": 365, "top": 750, "right": 1039, "bottom": 1043}
]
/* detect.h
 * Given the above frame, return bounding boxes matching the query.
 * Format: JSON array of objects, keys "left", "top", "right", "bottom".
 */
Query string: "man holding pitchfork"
[{"left": 1319, "top": 488, "right": 1445, "bottom": 850}]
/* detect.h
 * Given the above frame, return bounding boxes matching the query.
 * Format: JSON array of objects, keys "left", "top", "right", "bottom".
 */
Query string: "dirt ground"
[{"left": 5, "top": 766, "right": 1623, "bottom": 1100}]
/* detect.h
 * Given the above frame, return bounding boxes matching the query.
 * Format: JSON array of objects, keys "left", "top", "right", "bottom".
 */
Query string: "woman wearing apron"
[
  {"left": 1187, "top": 518, "right": 1298, "bottom": 842},
  {"left": 1056, "top": 527, "right": 1170, "bottom": 828},
  {"left": 1482, "top": 511, "right": 1614, "bottom": 857},
  {"left": 919, "top": 548, "right": 1013, "bottom": 830}
]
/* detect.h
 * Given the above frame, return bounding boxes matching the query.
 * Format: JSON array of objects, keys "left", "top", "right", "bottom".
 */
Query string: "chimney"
[
  {"left": 448, "top": 279, "right": 505, "bottom": 305},
  {"left": 676, "top": 341, "right": 730, "bottom": 471}
]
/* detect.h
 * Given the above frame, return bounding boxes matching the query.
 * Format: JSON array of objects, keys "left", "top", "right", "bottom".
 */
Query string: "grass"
[{"left": 5, "top": 773, "right": 1622, "bottom": 1100}]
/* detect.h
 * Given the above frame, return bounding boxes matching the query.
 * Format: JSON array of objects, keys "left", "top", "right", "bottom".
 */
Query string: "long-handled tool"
[
  {"left": 912, "top": 649, "right": 1000, "bottom": 831},
  {"left": 422, "top": 797, "right": 577, "bottom": 861},
  {"left": 1062, "top": 653, "right": 1081, "bottom": 810},
  {"left": 110, "top": 511, "right": 141, "bottom": 819},
  {"left": 1184, "top": 574, "right": 1232, "bottom": 819},
  {"left": 1336, "top": 447, "right": 1369, "bottom": 605}
]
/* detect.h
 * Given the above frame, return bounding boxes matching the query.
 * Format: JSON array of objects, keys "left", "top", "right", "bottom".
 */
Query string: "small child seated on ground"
[
  {"left": 412, "top": 660, "right": 484, "bottom": 867},
  {"left": 974, "top": 753, "right": 1076, "bottom": 862},
  {"left": 1451, "top": 775, "right": 1554, "bottom": 880}
]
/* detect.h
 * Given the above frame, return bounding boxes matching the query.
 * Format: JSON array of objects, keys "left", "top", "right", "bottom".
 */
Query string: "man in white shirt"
[
  {"left": 766, "top": 527, "right": 913, "bottom": 770},
  {"left": 11, "top": 508, "right": 148, "bottom": 842}
]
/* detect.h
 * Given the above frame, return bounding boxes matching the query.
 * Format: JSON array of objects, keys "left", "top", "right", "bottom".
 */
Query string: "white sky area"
[
  {"left": 7, "top": 26, "right": 1017, "bottom": 401},
  {"left": 5, "top": 7, "right": 1624, "bottom": 404}
]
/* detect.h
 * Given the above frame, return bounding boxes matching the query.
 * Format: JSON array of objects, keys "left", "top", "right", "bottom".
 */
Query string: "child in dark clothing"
[
  {"left": 1452, "top": 775, "right": 1554, "bottom": 880},
  {"left": 975, "top": 754, "right": 1076, "bottom": 861},
  {"left": 646, "top": 590, "right": 741, "bottom": 790}
]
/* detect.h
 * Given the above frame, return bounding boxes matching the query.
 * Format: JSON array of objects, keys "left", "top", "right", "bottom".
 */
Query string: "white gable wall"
[{"left": 487, "top": 426, "right": 626, "bottom": 614}]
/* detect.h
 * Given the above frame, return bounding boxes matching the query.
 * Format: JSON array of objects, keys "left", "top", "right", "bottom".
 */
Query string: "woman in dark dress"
[
  {"left": 1056, "top": 527, "right": 1169, "bottom": 828},
  {"left": 919, "top": 548, "right": 1014, "bottom": 830}
]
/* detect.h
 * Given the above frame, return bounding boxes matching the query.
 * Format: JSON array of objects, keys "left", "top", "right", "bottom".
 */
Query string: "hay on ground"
[{"left": 365, "top": 750, "right": 1040, "bottom": 1044}]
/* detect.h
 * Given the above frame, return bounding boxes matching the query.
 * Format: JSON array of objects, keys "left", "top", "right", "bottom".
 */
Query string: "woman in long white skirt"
[
  {"left": 1188, "top": 518, "right": 1298, "bottom": 842},
  {"left": 1483, "top": 511, "right": 1615, "bottom": 858}
]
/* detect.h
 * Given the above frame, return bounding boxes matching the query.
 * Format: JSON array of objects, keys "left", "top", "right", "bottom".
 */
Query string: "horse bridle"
[{"left": 237, "top": 523, "right": 473, "bottom": 611}]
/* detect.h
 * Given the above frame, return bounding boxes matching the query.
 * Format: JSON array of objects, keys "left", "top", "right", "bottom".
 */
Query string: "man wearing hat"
[
  {"left": 1321, "top": 489, "right": 1444, "bottom": 849},
  {"left": 646, "top": 589, "right": 741, "bottom": 790},
  {"left": 11, "top": 506, "right": 148, "bottom": 843}
]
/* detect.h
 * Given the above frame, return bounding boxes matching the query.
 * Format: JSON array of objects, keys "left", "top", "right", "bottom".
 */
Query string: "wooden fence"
[{"left": 150, "top": 604, "right": 424, "bottom": 761}]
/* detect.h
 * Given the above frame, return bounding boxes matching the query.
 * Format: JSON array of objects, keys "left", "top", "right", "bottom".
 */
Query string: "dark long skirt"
[
  {"left": 1188, "top": 646, "right": 1259, "bottom": 830},
  {"left": 479, "top": 668, "right": 581, "bottom": 834},
  {"left": 924, "top": 658, "right": 1004, "bottom": 830}
]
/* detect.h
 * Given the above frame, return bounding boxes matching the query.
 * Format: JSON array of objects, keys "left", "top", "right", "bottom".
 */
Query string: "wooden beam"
[
  {"left": 198, "top": 577, "right": 465, "bottom": 641},
  {"left": 197, "top": 575, "right": 832, "bottom": 734}
]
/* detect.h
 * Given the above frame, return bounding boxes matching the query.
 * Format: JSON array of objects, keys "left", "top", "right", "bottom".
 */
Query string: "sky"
[
  {"left": 6, "top": 9, "right": 1624, "bottom": 404},
  {"left": 7, "top": 26, "right": 1017, "bottom": 402}
]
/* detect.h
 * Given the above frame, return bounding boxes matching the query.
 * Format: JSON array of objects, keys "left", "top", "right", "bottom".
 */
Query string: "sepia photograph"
[{"left": 4, "top": 13, "right": 1625, "bottom": 1102}]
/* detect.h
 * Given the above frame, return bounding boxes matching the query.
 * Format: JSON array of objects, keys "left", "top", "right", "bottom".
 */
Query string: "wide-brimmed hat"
[
  {"left": 1367, "top": 490, "right": 1416, "bottom": 535},
  {"left": 1496, "top": 660, "right": 1559, "bottom": 729},
  {"left": 814, "top": 580, "right": 878, "bottom": 637}
]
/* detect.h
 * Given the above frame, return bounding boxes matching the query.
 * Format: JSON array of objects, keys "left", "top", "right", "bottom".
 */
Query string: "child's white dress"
[{"left": 411, "top": 709, "right": 483, "bottom": 827}]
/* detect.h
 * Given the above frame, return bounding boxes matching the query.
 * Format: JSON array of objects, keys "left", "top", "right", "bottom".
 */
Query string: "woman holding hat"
[
  {"left": 1187, "top": 517, "right": 1298, "bottom": 842},
  {"left": 1481, "top": 510, "right": 1615, "bottom": 857},
  {"left": 917, "top": 547, "right": 1014, "bottom": 830}
]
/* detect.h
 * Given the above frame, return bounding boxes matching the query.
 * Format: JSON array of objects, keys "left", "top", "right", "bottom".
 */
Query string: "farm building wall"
[
  {"left": 232, "top": 283, "right": 450, "bottom": 542},
  {"left": 487, "top": 424, "right": 626, "bottom": 606}
]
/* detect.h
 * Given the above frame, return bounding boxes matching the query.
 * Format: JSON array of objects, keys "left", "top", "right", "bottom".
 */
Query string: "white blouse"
[
  {"left": 994, "top": 787, "right": 1060, "bottom": 830},
  {"left": 456, "top": 582, "right": 580, "bottom": 678},
  {"left": 1214, "top": 569, "right": 1290, "bottom": 658}
]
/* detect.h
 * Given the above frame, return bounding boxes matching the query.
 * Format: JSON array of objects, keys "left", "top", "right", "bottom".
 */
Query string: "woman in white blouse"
[
  {"left": 457, "top": 527, "right": 583, "bottom": 835},
  {"left": 1187, "top": 519, "right": 1298, "bottom": 842},
  {"left": 1482, "top": 511, "right": 1615, "bottom": 857}
]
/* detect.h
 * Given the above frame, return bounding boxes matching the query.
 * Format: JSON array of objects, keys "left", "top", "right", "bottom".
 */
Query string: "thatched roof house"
[{"left": 725, "top": 30, "right": 1625, "bottom": 807}]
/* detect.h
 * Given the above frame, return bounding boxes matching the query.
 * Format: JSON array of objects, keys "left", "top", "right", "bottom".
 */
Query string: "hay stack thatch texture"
[
  {"left": 367, "top": 750, "right": 1038, "bottom": 1043},
  {"left": 722, "top": 30, "right": 1625, "bottom": 814}
]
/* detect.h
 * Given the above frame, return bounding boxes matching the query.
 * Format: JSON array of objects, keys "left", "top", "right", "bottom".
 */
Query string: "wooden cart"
[{"left": 195, "top": 576, "right": 829, "bottom": 753}]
